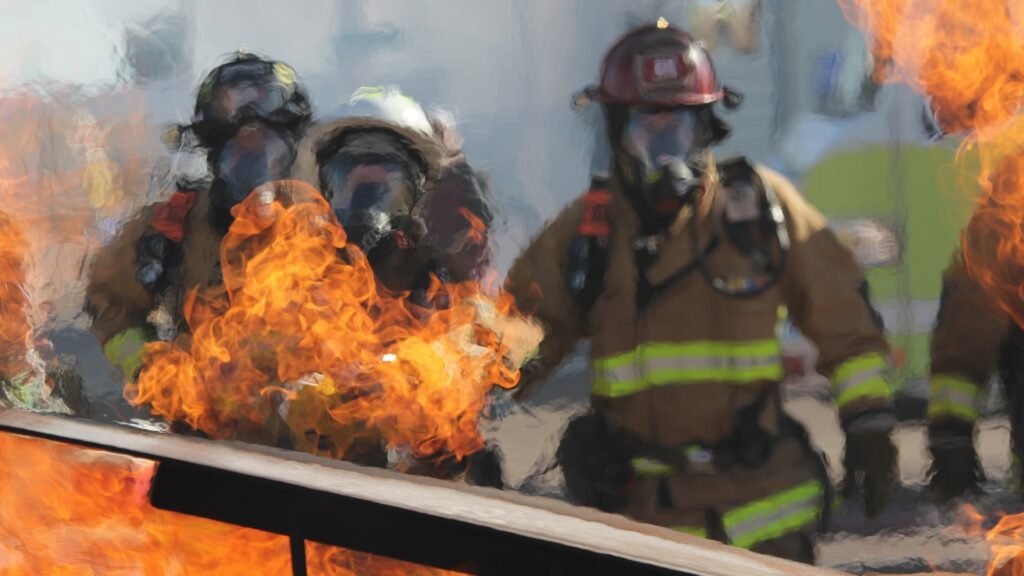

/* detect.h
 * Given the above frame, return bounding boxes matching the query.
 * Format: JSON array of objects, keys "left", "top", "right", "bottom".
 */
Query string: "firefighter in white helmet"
[
  {"left": 293, "top": 85, "right": 494, "bottom": 302},
  {"left": 289, "top": 85, "right": 500, "bottom": 482}
]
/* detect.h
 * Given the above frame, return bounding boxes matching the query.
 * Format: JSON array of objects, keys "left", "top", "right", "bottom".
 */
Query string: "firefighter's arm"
[
  {"left": 771, "top": 171, "right": 897, "bottom": 516},
  {"left": 926, "top": 252, "right": 1006, "bottom": 500},
  {"left": 929, "top": 253, "right": 1010, "bottom": 425},
  {"left": 503, "top": 200, "right": 587, "bottom": 400},
  {"left": 770, "top": 173, "right": 892, "bottom": 420},
  {"left": 85, "top": 209, "right": 157, "bottom": 378}
]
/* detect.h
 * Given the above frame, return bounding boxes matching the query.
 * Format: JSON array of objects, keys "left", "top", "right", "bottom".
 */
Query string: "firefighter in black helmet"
[{"left": 86, "top": 53, "right": 313, "bottom": 406}]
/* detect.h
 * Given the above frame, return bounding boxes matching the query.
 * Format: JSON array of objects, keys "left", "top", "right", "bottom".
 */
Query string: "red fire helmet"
[{"left": 596, "top": 20, "right": 724, "bottom": 107}]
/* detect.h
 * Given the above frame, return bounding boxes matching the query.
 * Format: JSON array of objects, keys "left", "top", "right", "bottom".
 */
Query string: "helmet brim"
[{"left": 293, "top": 118, "right": 445, "bottom": 191}]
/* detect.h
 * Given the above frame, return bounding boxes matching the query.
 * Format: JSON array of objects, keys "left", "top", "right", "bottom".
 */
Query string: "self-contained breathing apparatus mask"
[
  {"left": 568, "top": 108, "right": 789, "bottom": 309},
  {"left": 622, "top": 107, "right": 709, "bottom": 225},
  {"left": 317, "top": 130, "right": 424, "bottom": 258},
  {"left": 619, "top": 107, "right": 788, "bottom": 302},
  {"left": 207, "top": 121, "right": 298, "bottom": 229}
]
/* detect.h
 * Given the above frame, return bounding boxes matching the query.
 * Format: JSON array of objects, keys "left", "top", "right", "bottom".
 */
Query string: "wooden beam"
[{"left": 0, "top": 410, "right": 842, "bottom": 576}]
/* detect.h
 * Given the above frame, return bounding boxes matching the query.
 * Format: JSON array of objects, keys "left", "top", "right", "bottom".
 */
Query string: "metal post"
[{"left": 290, "top": 533, "right": 307, "bottom": 576}]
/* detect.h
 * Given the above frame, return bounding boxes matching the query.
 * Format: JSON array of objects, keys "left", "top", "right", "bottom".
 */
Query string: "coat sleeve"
[
  {"left": 928, "top": 252, "right": 1010, "bottom": 424},
  {"left": 503, "top": 199, "right": 587, "bottom": 399},
  {"left": 85, "top": 209, "right": 156, "bottom": 376},
  {"left": 766, "top": 169, "right": 893, "bottom": 421}
]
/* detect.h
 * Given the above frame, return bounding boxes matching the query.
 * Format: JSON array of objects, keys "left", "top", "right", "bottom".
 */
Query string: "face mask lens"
[
  {"left": 320, "top": 157, "right": 409, "bottom": 217},
  {"left": 625, "top": 108, "right": 699, "bottom": 168},
  {"left": 212, "top": 123, "right": 295, "bottom": 208}
]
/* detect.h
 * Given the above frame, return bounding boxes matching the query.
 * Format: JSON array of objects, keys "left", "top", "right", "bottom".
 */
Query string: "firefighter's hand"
[
  {"left": 841, "top": 410, "right": 898, "bottom": 518},
  {"left": 927, "top": 419, "right": 985, "bottom": 502}
]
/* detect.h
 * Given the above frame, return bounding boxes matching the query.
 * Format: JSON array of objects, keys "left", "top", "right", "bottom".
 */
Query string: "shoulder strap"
[{"left": 566, "top": 178, "right": 613, "bottom": 318}]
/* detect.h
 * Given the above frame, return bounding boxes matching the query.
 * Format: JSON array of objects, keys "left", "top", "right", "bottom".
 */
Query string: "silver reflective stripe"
[
  {"left": 645, "top": 354, "right": 780, "bottom": 373},
  {"left": 599, "top": 362, "right": 642, "bottom": 385},
  {"left": 726, "top": 494, "right": 819, "bottom": 546},
  {"left": 722, "top": 480, "right": 824, "bottom": 549},
  {"left": 595, "top": 352, "right": 780, "bottom": 385},
  {"left": 932, "top": 386, "right": 977, "bottom": 411},
  {"left": 928, "top": 374, "right": 982, "bottom": 421},
  {"left": 835, "top": 364, "right": 884, "bottom": 397}
]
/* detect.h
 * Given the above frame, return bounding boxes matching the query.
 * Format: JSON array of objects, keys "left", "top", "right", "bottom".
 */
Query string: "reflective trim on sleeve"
[
  {"left": 722, "top": 479, "right": 824, "bottom": 550},
  {"left": 928, "top": 373, "right": 982, "bottom": 423},
  {"left": 832, "top": 352, "right": 892, "bottom": 410},
  {"left": 631, "top": 457, "right": 675, "bottom": 478}
]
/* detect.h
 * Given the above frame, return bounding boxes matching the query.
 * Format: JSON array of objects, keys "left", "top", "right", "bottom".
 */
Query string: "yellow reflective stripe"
[
  {"left": 833, "top": 352, "right": 886, "bottom": 387},
  {"left": 272, "top": 62, "right": 296, "bottom": 87},
  {"left": 103, "top": 328, "right": 149, "bottom": 379},
  {"left": 836, "top": 375, "right": 891, "bottom": 410},
  {"left": 631, "top": 457, "right": 674, "bottom": 478},
  {"left": 592, "top": 339, "right": 782, "bottom": 398},
  {"left": 928, "top": 374, "right": 982, "bottom": 422},
  {"left": 595, "top": 340, "right": 781, "bottom": 367},
  {"left": 928, "top": 401, "right": 980, "bottom": 422},
  {"left": 832, "top": 353, "right": 891, "bottom": 409},
  {"left": 352, "top": 85, "right": 419, "bottom": 106},
  {"left": 674, "top": 526, "right": 708, "bottom": 539},
  {"left": 596, "top": 348, "right": 640, "bottom": 371},
  {"left": 631, "top": 444, "right": 712, "bottom": 478},
  {"left": 646, "top": 364, "right": 783, "bottom": 386},
  {"left": 642, "top": 340, "right": 782, "bottom": 359},
  {"left": 593, "top": 375, "right": 646, "bottom": 398},
  {"left": 723, "top": 480, "right": 824, "bottom": 549}
]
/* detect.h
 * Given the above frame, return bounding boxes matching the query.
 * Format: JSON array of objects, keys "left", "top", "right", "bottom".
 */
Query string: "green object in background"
[{"left": 801, "top": 144, "right": 977, "bottom": 399}]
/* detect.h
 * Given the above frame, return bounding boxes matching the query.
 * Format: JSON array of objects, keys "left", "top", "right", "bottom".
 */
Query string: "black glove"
[
  {"left": 557, "top": 412, "right": 635, "bottom": 513},
  {"left": 927, "top": 419, "right": 985, "bottom": 502},
  {"left": 841, "top": 410, "right": 898, "bottom": 518},
  {"left": 136, "top": 233, "right": 171, "bottom": 291}
]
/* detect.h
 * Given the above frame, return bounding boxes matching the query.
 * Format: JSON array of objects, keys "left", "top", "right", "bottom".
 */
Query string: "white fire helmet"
[{"left": 333, "top": 85, "right": 444, "bottom": 180}]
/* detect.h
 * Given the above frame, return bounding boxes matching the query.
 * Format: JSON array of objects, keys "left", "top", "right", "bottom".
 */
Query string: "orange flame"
[
  {"left": 127, "top": 181, "right": 541, "bottom": 463},
  {"left": 0, "top": 431, "right": 459, "bottom": 574},
  {"left": 0, "top": 209, "right": 33, "bottom": 379},
  {"left": 0, "top": 206, "right": 69, "bottom": 413},
  {"left": 457, "top": 207, "right": 488, "bottom": 245},
  {"left": 840, "top": 0, "right": 1024, "bottom": 328},
  {"left": 959, "top": 505, "right": 1024, "bottom": 576},
  {"left": 0, "top": 88, "right": 155, "bottom": 412}
]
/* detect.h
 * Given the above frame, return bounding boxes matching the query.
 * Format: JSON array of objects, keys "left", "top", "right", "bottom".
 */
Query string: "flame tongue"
[
  {"left": 0, "top": 209, "right": 33, "bottom": 379},
  {"left": 0, "top": 209, "right": 69, "bottom": 413},
  {"left": 128, "top": 180, "right": 541, "bottom": 463},
  {"left": 0, "top": 431, "right": 463, "bottom": 574},
  {"left": 958, "top": 505, "right": 1024, "bottom": 576},
  {"left": 840, "top": 0, "right": 1024, "bottom": 563},
  {"left": 840, "top": 0, "right": 1024, "bottom": 134},
  {"left": 840, "top": 0, "right": 1024, "bottom": 327}
]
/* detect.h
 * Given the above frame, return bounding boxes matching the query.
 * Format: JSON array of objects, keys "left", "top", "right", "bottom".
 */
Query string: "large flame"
[
  {"left": 0, "top": 207, "right": 69, "bottom": 413},
  {"left": 0, "top": 431, "right": 458, "bottom": 574},
  {"left": 127, "top": 180, "right": 541, "bottom": 463},
  {"left": 0, "top": 209, "right": 35, "bottom": 382},
  {"left": 959, "top": 505, "right": 1024, "bottom": 576},
  {"left": 840, "top": 0, "right": 1024, "bottom": 327},
  {"left": 0, "top": 89, "right": 152, "bottom": 413}
]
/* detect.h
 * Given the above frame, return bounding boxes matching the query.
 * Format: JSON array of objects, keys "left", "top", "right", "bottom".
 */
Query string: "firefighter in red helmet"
[{"left": 504, "top": 20, "right": 897, "bottom": 562}]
